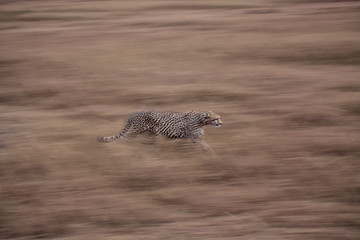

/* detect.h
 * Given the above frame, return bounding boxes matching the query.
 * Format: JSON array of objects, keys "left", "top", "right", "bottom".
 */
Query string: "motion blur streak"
[{"left": 0, "top": 0, "right": 359, "bottom": 239}]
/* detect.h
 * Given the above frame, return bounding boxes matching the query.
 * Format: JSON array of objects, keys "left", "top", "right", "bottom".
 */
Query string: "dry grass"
[{"left": 1, "top": 0, "right": 360, "bottom": 239}]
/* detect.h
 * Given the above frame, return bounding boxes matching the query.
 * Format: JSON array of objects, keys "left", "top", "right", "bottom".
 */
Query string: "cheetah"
[{"left": 98, "top": 109, "right": 222, "bottom": 151}]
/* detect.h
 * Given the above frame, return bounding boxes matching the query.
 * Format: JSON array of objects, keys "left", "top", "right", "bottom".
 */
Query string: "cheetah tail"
[
  {"left": 97, "top": 135, "right": 118, "bottom": 142},
  {"left": 97, "top": 121, "right": 132, "bottom": 143}
]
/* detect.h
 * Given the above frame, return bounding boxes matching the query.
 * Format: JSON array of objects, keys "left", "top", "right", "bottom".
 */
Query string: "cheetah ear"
[{"left": 206, "top": 111, "right": 214, "bottom": 117}]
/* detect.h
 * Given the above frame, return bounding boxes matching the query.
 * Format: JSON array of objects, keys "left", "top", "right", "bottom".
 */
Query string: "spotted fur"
[{"left": 98, "top": 110, "right": 222, "bottom": 151}]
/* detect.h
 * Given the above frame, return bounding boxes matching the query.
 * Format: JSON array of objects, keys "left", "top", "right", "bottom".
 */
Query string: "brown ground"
[{"left": 1, "top": 1, "right": 360, "bottom": 239}]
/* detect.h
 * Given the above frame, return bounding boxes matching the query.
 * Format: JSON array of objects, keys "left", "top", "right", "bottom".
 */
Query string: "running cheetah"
[{"left": 98, "top": 109, "right": 222, "bottom": 151}]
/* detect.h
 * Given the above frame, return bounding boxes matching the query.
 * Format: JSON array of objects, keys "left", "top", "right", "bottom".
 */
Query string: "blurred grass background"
[{"left": 1, "top": 0, "right": 360, "bottom": 239}]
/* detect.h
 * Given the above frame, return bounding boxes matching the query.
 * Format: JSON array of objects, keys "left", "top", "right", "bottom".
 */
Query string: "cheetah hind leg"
[{"left": 139, "top": 132, "right": 158, "bottom": 145}]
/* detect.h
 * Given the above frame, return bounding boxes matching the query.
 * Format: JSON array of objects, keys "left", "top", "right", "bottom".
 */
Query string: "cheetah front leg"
[{"left": 193, "top": 139, "right": 213, "bottom": 153}]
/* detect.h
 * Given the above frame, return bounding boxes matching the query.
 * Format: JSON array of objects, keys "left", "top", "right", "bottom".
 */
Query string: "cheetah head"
[{"left": 204, "top": 111, "right": 222, "bottom": 127}]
